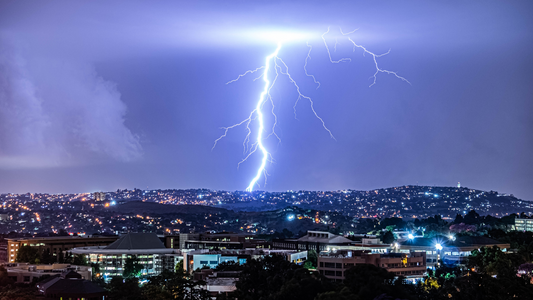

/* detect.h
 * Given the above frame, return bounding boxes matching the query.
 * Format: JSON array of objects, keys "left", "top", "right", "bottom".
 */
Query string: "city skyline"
[{"left": 0, "top": 1, "right": 532, "bottom": 199}]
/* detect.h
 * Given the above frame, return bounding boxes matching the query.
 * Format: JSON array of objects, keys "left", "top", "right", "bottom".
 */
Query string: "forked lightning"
[{"left": 213, "top": 27, "right": 410, "bottom": 192}]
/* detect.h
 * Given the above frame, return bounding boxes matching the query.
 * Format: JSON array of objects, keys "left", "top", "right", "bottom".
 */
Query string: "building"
[
  {"left": 317, "top": 250, "right": 426, "bottom": 282},
  {"left": 5, "top": 263, "right": 91, "bottom": 284},
  {"left": 273, "top": 231, "right": 389, "bottom": 253},
  {"left": 515, "top": 218, "right": 533, "bottom": 231},
  {"left": 165, "top": 232, "right": 267, "bottom": 250},
  {"left": 6, "top": 235, "right": 119, "bottom": 263},
  {"left": 37, "top": 270, "right": 107, "bottom": 299},
  {"left": 183, "top": 248, "right": 307, "bottom": 273},
  {"left": 397, "top": 236, "right": 510, "bottom": 269},
  {"left": 0, "top": 241, "right": 7, "bottom": 263},
  {"left": 93, "top": 192, "right": 106, "bottom": 201},
  {"left": 346, "top": 235, "right": 390, "bottom": 253},
  {"left": 194, "top": 269, "right": 240, "bottom": 298},
  {"left": 71, "top": 233, "right": 181, "bottom": 279}
]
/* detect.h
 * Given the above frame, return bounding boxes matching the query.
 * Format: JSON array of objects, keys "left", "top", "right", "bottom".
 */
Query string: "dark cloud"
[{"left": 0, "top": 34, "right": 142, "bottom": 169}]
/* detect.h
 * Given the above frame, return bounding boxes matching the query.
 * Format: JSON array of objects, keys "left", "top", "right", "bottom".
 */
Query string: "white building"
[
  {"left": 183, "top": 248, "right": 307, "bottom": 273},
  {"left": 515, "top": 218, "right": 533, "bottom": 231},
  {"left": 71, "top": 233, "right": 181, "bottom": 279}
]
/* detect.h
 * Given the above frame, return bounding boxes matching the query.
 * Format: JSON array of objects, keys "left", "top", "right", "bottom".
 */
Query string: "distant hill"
[{"left": 110, "top": 201, "right": 232, "bottom": 215}]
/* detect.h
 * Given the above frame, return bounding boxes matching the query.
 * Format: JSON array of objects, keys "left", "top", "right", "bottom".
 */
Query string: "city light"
[
  {"left": 408, "top": 233, "right": 414, "bottom": 239},
  {"left": 435, "top": 243, "right": 443, "bottom": 250}
]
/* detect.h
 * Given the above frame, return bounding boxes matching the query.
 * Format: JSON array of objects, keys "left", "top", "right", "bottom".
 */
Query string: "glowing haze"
[{"left": 214, "top": 28, "right": 410, "bottom": 191}]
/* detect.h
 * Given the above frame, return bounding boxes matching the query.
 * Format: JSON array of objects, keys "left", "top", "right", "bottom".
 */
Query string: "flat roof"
[
  {"left": 6, "top": 236, "right": 118, "bottom": 241},
  {"left": 70, "top": 246, "right": 176, "bottom": 255}
]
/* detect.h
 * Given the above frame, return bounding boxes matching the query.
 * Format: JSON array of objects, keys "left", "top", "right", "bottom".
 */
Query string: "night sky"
[{"left": 0, "top": 1, "right": 531, "bottom": 200}]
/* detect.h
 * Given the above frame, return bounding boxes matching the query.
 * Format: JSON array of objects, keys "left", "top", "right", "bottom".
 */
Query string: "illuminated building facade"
[
  {"left": 70, "top": 233, "right": 181, "bottom": 279},
  {"left": 272, "top": 230, "right": 389, "bottom": 253},
  {"left": 515, "top": 218, "right": 533, "bottom": 232},
  {"left": 183, "top": 249, "right": 307, "bottom": 273},
  {"left": 317, "top": 250, "right": 426, "bottom": 282},
  {"left": 165, "top": 232, "right": 267, "bottom": 250},
  {"left": 397, "top": 236, "right": 510, "bottom": 269},
  {"left": 6, "top": 235, "right": 118, "bottom": 263}
]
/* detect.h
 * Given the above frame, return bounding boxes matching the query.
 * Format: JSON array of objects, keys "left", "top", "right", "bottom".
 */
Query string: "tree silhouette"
[
  {"left": 123, "top": 255, "right": 143, "bottom": 278},
  {"left": 382, "top": 230, "right": 395, "bottom": 244}
]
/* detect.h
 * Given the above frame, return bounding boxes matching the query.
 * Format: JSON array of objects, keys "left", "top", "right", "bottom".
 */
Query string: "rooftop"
[
  {"left": 105, "top": 233, "right": 165, "bottom": 250},
  {"left": 296, "top": 231, "right": 354, "bottom": 244}
]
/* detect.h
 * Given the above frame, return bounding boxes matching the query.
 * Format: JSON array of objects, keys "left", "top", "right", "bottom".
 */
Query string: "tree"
[
  {"left": 303, "top": 249, "right": 318, "bottom": 269},
  {"left": 234, "top": 254, "right": 333, "bottom": 300},
  {"left": 63, "top": 251, "right": 73, "bottom": 264},
  {"left": 424, "top": 223, "right": 449, "bottom": 238},
  {"left": 357, "top": 218, "right": 378, "bottom": 233},
  {"left": 0, "top": 266, "right": 36, "bottom": 300},
  {"left": 468, "top": 246, "right": 522, "bottom": 278},
  {"left": 107, "top": 276, "right": 144, "bottom": 300},
  {"left": 123, "top": 255, "right": 143, "bottom": 278},
  {"left": 446, "top": 272, "right": 533, "bottom": 300},
  {"left": 382, "top": 230, "right": 395, "bottom": 244},
  {"left": 343, "top": 264, "right": 416, "bottom": 300},
  {"left": 140, "top": 269, "right": 210, "bottom": 300},
  {"left": 214, "top": 261, "right": 243, "bottom": 271},
  {"left": 73, "top": 254, "right": 88, "bottom": 266},
  {"left": 517, "top": 241, "right": 533, "bottom": 263},
  {"left": 453, "top": 213, "right": 464, "bottom": 224},
  {"left": 41, "top": 249, "right": 54, "bottom": 264},
  {"left": 175, "top": 260, "right": 184, "bottom": 273},
  {"left": 379, "top": 217, "right": 407, "bottom": 230},
  {"left": 0, "top": 286, "right": 37, "bottom": 300},
  {"left": 15, "top": 245, "right": 39, "bottom": 263},
  {"left": 0, "top": 266, "right": 14, "bottom": 287},
  {"left": 449, "top": 223, "right": 477, "bottom": 234},
  {"left": 464, "top": 210, "right": 481, "bottom": 225}
]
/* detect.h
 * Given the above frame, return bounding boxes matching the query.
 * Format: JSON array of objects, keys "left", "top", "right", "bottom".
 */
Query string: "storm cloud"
[{"left": 0, "top": 35, "right": 142, "bottom": 169}]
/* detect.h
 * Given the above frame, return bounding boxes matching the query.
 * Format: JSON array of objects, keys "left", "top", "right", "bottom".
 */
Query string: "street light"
[{"left": 435, "top": 243, "right": 443, "bottom": 268}]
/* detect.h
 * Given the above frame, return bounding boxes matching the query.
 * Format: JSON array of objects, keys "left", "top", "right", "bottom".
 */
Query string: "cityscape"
[
  {"left": 1, "top": 185, "right": 532, "bottom": 236},
  {"left": 1, "top": 1, "right": 532, "bottom": 300},
  {"left": 1, "top": 185, "right": 533, "bottom": 299}
]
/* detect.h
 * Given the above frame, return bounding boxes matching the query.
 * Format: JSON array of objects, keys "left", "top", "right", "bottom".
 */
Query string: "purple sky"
[{"left": 0, "top": 1, "right": 532, "bottom": 199}]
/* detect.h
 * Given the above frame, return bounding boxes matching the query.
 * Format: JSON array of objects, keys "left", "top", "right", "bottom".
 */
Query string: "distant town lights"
[
  {"left": 287, "top": 214, "right": 295, "bottom": 221},
  {"left": 435, "top": 243, "right": 443, "bottom": 250}
]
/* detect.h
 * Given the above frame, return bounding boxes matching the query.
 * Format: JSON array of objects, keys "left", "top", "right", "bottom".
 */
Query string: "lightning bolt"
[
  {"left": 339, "top": 27, "right": 411, "bottom": 87},
  {"left": 304, "top": 42, "right": 320, "bottom": 89},
  {"left": 213, "top": 27, "right": 409, "bottom": 192}
]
